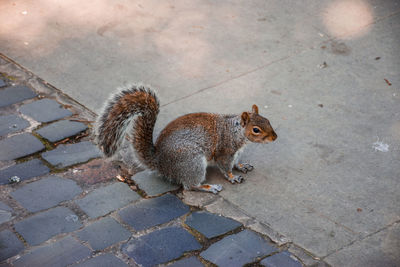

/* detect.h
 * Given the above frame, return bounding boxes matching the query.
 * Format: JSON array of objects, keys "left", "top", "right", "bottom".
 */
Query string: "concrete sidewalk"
[{"left": 1, "top": 0, "right": 400, "bottom": 266}]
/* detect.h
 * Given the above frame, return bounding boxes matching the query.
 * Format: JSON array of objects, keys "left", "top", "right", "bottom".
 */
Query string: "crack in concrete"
[{"left": 321, "top": 220, "right": 400, "bottom": 260}]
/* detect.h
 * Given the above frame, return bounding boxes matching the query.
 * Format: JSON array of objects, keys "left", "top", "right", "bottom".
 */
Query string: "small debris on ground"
[
  {"left": 116, "top": 175, "right": 125, "bottom": 182},
  {"left": 372, "top": 139, "right": 389, "bottom": 152},
  {"left": 375, "top": 57, "right": 381, "bottom": 60},
  {"left": 357, "top": 208, "right": 362, "bottom": 212},
  {"left": 130, "top": 185, "right": 137, "bottom": 191},
  {"left": 318, "top": 62, "right": 328, "bottom": 69},
  {"left": 384, "top": 78, "right": 392, "bottom": 86},
  {"left": 9, "top": 176, "right": 21, "bottom": 184},
  {"left": 65, "top": 214, "right": 79, "bottom": 222},
  {"left": 318, "top": 104, "right": 324, "bottom": 108}
]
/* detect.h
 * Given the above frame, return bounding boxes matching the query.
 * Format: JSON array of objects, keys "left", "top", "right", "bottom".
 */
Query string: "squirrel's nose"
[{"left": 268, "top": 133, "right": 277, "bottom": 142}]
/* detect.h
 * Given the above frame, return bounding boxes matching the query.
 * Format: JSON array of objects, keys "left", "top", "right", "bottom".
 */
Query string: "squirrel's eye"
[{"left": 253, "top": 127, "right": 260, "bottom": 133}]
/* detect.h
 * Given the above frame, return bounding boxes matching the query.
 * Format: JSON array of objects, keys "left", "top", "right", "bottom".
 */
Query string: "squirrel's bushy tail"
[{"left": 95, "top": 84, "right": 160, "bottom": 169}]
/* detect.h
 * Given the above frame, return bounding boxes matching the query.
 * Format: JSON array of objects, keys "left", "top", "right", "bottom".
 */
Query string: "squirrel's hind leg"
[{"left": 176, "top": 154, "right": 223, "bottom": 194}]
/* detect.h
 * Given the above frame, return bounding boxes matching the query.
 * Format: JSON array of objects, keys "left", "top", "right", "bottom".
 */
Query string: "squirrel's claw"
[{"left": 235, "top": 163, "right": 254, "bottom": 174}]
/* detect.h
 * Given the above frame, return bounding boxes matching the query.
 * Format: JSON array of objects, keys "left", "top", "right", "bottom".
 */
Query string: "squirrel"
[{"left": 95, "top": 84, "right": 277, "bottom": 194}]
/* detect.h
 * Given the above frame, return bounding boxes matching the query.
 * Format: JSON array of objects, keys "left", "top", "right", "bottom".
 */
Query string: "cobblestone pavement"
[{"left": 0, "top": 61, "right": 329, "bottom": 266}]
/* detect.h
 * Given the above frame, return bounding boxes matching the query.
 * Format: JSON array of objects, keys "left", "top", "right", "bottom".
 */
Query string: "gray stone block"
[
  {"left": 131, "top": 170, "right": 180, "bottom": 197},
  {"left": 260, "top": 251, "right": 302, "bottom": 267},
  {"left": 10, "top": 176, "right": 82, "bottom": 212},
  {"left": 0, "top": 79, "right": 5, "bottom": 88},
  {"left": 122, "top": 226, "right": 201, "bottom": 267},
  {"left": 0, "top": 133, "right": 44, "bottom": 160},
  {"left": 200, "top": 230, "right": 277, "bottom": 267},
  {"left": 42, "top": 141, "right": 101, "bottom": 168},
  {"left": 0, "top": 159, "right": 50, "bottom": 185},
  {"left": 19, "top": 99, "right": 72, "bottom": 122},
  {"left": 76, "top": 217, "right": 131, "bottom": 250},
  {"left": 185, "top": 211, "right": 242, "bottom": 239},
  {"left": 14, "top": 207, "right": 82, "bottom": 246},
  {"left": 0, "top": 201, "right": 13, "bottom": 224},
  {"left": 119, "top": 194, "right": 189, "bottom": 231},
  {"left": 73, "top": 254, "right": 128, "bottom": 267},
  {"left": 13, "top": 236, "right": 91, "bottom": 267},
  {"left": 75, "top": 182, "right": 140, "bottom": 218},
  {"left": 36, "top": 120, "right": 88, "bottom": 142},
  {"left": 0, "top": 86, "right": 37, "bottom": 108},
  {"left": 0, "top": 230, "right": 24, "bottom": 261},
  {"left": 168, "top": 256, "right": 204, "bottom": 267},
  {"left": 0, "top": 115, "right": 29, "bottom": 137}
]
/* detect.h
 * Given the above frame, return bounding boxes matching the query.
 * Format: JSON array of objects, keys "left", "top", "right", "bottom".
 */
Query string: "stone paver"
[
  {"left": 0, "top": 114, "right": 29, "bottom": 137},
  {"left": 122, "top": 226, "right": 202, "bottom": 267},
  {"left": 260, "top": 251, "right": 302, "bottom": 267},
  {"left": 0, "top": 159, "right": 50, "bottom": 185},
  {"left": 19, "top": 98, "right": 72, "bottom": 123},
  {"left": 0, "top": 79, "right": 5, "bottom": 87},
  {"left": 200, "top": 229, "right": 277, "bottom": 267},
  {"left": 36, "top": 120, "right": 88, "bottom": 142},
  {"left": 75, "top": 182, "right": 140, "bottom": 218},
  {"left": 76, "top": 217, "right": 131, "bottom": 251},
  {"left": 13, "top": 236, "right": 91, "bottom": 267},
  {"left": 131, "top": 170, "right": 180, "bottom": 196},
  {"left": 73, "top": 254, "right": 128, "bottom": 267},
  {"left": 42, "top": 141, "right": 101, "bottom": 168},
  {"left": 168, "top": 256, "right": 204, "bottom": 267},
  {"left": 185, "top": 211, "right": 242, "bottom": 239},
  {"left": 14, "top": 206, "right": 82, "bottom": 246},
  {"left": 0, "top": 201, "right": 13, "bottom": 224},
  {"left": 10, "top": 176, "right": 82, "bottom": 212},
  {"left": 0, "top": 133, "right": 44, "bottom": 160},
  {"left": 118, "top": 194, "right": 189, "bottom": 231},
  {"left": 0, "top": 86, "right": 37, "bottom": 108},
  {"left": 0, "top": 230, "right": 24, "bottom": 261}
]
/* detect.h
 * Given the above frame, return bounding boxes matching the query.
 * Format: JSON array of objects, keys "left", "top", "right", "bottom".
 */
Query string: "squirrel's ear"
[
  {"left": 252, "top": 104, "right": 259, "bottom": 114},
  {"left": 241, "top": 112, "right": 250, "bottom": 127}
]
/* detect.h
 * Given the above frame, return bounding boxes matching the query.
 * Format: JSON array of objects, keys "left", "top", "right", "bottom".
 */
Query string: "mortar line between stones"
[
  {"left": 321, "top": 220, "right": 400, "bottom": 260},
  {"left": 215, "top": 196, "right": 287, "bottom": 241}
]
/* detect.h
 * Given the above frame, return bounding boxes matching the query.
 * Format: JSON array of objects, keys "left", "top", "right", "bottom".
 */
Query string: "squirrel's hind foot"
[
  {"left": 234, "top": 163, "right": 254, "bottom": 174},
  {"left": 191, "top": 184, "right": 223, "bottom": 194}
]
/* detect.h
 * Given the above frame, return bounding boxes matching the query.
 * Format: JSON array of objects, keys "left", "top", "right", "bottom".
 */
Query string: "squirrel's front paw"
[
  {"left": 235, "top": 163, "right": 254, "bottom": 174},
  {"left": 226, "top": 172, "right": 244, "bottom": 184}
]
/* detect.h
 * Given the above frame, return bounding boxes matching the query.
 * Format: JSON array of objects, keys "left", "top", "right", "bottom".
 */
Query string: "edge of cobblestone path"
[{"left": 0, "top": 53, "right": 96, "bottom": 122}]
